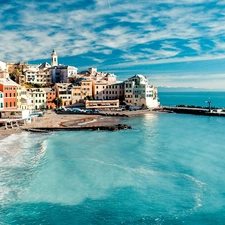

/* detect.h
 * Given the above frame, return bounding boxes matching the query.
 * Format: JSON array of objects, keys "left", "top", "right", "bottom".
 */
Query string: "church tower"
[{"left": 51, "top": 49, "right": 58, "bottom": 66}]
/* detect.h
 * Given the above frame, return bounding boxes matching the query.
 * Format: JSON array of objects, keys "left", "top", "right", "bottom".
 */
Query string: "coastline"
[{"left": 0, "top": 109, "right": 158, "bottom": 138}]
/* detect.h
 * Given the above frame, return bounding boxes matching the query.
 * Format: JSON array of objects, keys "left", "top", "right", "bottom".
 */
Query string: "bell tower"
[{"left": 51, "top": 49, "right": 58, "bottom": 66}]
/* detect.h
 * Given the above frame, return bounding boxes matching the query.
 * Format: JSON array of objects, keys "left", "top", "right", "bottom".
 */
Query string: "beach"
[{"left": 0, "top": 109, "right": 156, "bottom": 138}]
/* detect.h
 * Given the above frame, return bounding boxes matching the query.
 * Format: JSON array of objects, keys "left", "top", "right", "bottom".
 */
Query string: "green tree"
[
  {"left": 9, "top": 69, "right": 22, "bottom": 83},
  {"left": 54, "top": 97, "right": 62, "bottom": 108}
]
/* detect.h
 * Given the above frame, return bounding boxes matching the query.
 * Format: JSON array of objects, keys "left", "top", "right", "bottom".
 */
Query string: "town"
[{"left": 0, "top": 50, "right": 159, "bottom": 121}]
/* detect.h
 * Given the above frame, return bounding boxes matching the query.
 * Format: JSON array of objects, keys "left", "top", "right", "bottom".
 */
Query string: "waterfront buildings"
[
  {"left": 124, "top": 74, "right": 159, "bottom": 108},
  {"left": 0, "top": 50, "right": 160, "bottom": 115}
]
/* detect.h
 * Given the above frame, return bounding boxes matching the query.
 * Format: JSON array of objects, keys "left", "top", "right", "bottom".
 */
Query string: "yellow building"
[
  {"left": 93, "top": 81, "right": 124, "bottom": 101},
  {"left": 71, "top": 80, "right": 93, "bottom": 103}
]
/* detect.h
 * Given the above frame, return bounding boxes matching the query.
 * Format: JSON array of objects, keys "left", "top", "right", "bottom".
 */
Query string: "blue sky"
[{"left": 1, "top": 0, "right": 225, "bottom": 89}]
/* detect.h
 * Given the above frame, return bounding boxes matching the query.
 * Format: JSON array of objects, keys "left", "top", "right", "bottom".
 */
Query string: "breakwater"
[
  {"left": 163, "top": 106, "right": 225, "bottom": 117},
  {"left": 23, "top": 124, "right": 132, "bottom": 133}
]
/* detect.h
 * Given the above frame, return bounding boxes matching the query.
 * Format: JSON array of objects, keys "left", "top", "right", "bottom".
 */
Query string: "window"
[{"left": 6, "top": 102, "right": 8, "bottom": 107}]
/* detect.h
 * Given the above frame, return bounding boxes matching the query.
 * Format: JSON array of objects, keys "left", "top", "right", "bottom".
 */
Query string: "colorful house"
[{"left": 0, "top": 78, "right": 18, "bottom": 110}]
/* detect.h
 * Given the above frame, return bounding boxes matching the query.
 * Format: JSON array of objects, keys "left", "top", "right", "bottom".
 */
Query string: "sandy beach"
[{"left": 0, "top": 109, "right": 158, "bottom": 138}]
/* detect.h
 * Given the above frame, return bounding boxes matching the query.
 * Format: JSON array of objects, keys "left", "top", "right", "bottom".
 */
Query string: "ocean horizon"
[{"left": 1, "top": 91, "right": 225, "bottom": 224}]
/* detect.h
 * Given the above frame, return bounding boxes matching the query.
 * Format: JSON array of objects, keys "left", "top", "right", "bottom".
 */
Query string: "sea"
[{"left": 1, "top": 92, "right": 225, "bottom": 225}]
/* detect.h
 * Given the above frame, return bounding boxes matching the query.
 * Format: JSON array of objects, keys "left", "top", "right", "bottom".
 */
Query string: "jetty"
[
  {"left": 163, "top": 106, "right": 225, "bottom": 117},
  {"left": 23, "top": 124, "right": 132, "bottom": 133}
]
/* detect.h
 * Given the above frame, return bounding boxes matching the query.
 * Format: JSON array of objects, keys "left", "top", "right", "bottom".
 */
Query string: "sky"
[{"left": 1, "top": 0, "right": 225, "bottom": 89}]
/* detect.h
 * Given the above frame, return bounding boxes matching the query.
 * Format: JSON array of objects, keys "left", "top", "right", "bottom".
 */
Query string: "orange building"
[
  {"left": 0, "top": 78, "right": 18, "bottom": 110},
  {"left": 43, "top": 88, "right": 56, "bottom": 109}
]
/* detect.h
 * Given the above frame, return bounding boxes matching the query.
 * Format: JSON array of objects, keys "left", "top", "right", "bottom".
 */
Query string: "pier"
[
  {"left": 23, "top": 124, "right": 132, "bottom": 133},
  {"left": 163, "top": 106, "right": 225, "bottom": 117}
]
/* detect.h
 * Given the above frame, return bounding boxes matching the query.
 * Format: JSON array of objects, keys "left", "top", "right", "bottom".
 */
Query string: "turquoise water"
[
  {"left": 1, "top": 93, "right": 225, "bottom": 224},
  {"left": 158, "top": 92, "right": 225, "bottom": 108}
]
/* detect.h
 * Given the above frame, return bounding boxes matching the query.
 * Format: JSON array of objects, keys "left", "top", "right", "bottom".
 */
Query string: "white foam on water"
[{"left": 0, "top": 132, "right": 48, "bottom": 205}]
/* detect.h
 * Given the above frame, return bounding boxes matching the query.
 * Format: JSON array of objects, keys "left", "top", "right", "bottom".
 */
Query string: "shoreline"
[{"left": 0, "top": 109, "right": 158, "bottom": 138}]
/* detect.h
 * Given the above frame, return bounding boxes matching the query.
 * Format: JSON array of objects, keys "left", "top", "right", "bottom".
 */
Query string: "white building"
[
  {"left": 124, "top": 74, "right": 159, "bottom": 109},
  {"left": 77, "top": 68, "right": 117, "bottom": 84},
  {"left": 50, "top": 65, "right": 78, "bottom": 83},
  {"left": 51, "top": 49, "right": 58, "bottom": 66},
  {"left": 27, "top": 88, "right": 46, "bottom": 110},
  {"left": 17, "top": 86, "right": 33, "bottom": 110},
  {"left": 23, "top": 62, "right": 52, "bottom": 85},
  {"left": 0, "top": 61, "right": 8, "bottom": 78},
  {"left": 0, "top": 61, "right": 7, "bottom": 72}
]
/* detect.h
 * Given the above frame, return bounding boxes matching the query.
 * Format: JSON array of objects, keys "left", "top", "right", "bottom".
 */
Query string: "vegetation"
[
  {"left": 9, "top": 69, "right": 22, "bottom": 82},
  {"left": 53, "top": 97, "right": 62, "bottom": 108},
  {"left": 23, "top": 82, "right": 55, "bottom": 88}
]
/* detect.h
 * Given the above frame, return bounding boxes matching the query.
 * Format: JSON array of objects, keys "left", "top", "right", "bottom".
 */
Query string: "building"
[
  {"left": 78, "top": 68, "right": 117, "bottom": 84},
  {"left": 17, "top": 86, "right": 33, "bottom": 110},
  {"left": 50, "top": 65, "right": 78, "bottom": 83},
  {"left": 0, "top": 91, "right": 3, "bottom": 109},
  {"left": 0, "top": 61, "right": 7, "bottom": 72},
  {"left": 51, "top": 49, "right": 58, "bottom": 66},
  {"left": 85, "top": 99, "right": 119, "bottom": 109},
  {"left": 43, "top": 88, "right": 56, "bottom": 109},
  {"left": 71, "top": 79, "right": 93, "bottom": 104},
  {"left": 53, "top": 83, "right": 72, "bottom": 107},
  {"left": 37, "top": 62, "right": 52, "bottom": 84},
  {"left": 93, "top": 81, "right": 124, "bottom": 100},
  {"left": 124, "top": 74, "right": 159, "bottom": 108},
  {"left": 27, "top": 88, "right": 46, "bottom": 110},
  {"left": 0, "top": 78, "right": 18, "bottom": 110}
]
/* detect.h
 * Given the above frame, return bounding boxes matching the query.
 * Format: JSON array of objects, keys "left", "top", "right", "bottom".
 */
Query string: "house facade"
[
  {"left": 50, "top": 65, "right": 78, "bottom": 83},
  {"left": 93, "top": 81, "right": 124, "bottom": 101},
  {"left": 124, "top": 74, "right": 159, "bottom": 108},
  {"left": 27, "top": 88, "right": 46, "bottom": 110},
  {"left": 71, "top": 80, "right": 93, "bottom": 104},
  {"left": 0, "top": 78, "right": 18, "bottom": 110},
  {"left": 53, "top": 83, "right": 72, "bottom": 107},
  {"left": 43, "top": 88, "right": 56, "bottom": 109}
]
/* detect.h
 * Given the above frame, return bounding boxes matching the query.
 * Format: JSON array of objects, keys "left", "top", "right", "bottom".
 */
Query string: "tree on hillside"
[{"left": 9, "top": 69, "right": 21, "bottom": 82}]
